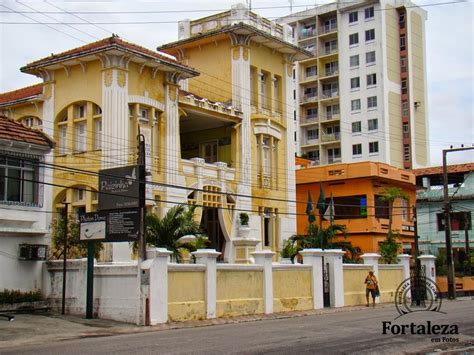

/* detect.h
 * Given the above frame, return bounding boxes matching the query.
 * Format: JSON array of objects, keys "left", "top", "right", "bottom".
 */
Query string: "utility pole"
[
  {"left": 61, "top": 202, "right": 69, "bottom": 315},
  {"left": 442, "top": 145, "right": 474, "bottom": 299},
  {"left": 465, "top": 211, "right": 471, "bottom": 276},
  {"left": 137, "top": 132, "right": 147, "bottom": 261}
]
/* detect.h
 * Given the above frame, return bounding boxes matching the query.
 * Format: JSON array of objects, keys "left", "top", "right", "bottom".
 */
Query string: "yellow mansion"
[{"left": 0, "top": 5, "right": 310, "bottom": 262}]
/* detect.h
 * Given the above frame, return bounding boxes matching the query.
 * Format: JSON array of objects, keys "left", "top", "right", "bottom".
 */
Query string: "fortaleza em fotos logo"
[{"left": 381, "top": 275, "right": 460, "bottom": 344}]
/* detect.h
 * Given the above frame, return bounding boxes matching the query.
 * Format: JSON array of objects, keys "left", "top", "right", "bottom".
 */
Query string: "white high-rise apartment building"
[{"left": 278, "top": 0, "right": 429, "bottom": 169}]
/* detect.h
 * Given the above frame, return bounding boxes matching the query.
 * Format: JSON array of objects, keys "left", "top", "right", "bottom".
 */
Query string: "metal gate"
[
  {"left": 323, "top": 259, "right": 330, "bottom": 307},
  {"left": 410, "top": 266, "right": 427, "bottom": 307}
]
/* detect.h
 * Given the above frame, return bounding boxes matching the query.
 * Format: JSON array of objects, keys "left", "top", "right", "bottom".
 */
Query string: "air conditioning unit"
[{"left": 19, "top": 244, "right": 48, "bottom": 261}]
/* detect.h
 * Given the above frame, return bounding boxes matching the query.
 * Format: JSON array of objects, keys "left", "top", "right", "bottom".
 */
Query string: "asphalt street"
[{"left": 2, "top": 300, "right": 473, "bottom": 355}]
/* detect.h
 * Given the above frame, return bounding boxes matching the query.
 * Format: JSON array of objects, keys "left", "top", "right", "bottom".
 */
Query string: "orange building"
[{"left": 296, "top": 161, "right": 416, "bottom": 254}]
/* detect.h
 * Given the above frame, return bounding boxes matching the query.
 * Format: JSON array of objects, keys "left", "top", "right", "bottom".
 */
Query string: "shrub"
[
  {"left": 0, "top": 289, "right": 43, "bottom": 304},
  {"left": 239, "top": 213, "right": 249, "bottom": 226}
]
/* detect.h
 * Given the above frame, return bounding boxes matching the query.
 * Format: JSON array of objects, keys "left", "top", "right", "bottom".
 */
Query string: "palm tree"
[
  {"left": 145, "top": 204, "right": 207, "bottom": 263},
  {"left": 291, "top": 223, "right": 347, "bottom": 250},
  {"left": 379, "top": 187, "right": 408, "bottom": 235},
  {"left": 378, "top": 187, "right": 408, "bottom": 264}
]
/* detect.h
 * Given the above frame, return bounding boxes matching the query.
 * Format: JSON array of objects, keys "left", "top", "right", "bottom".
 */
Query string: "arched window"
[{"left": 20, "top": 116, "right": 42, "bottom": 129}]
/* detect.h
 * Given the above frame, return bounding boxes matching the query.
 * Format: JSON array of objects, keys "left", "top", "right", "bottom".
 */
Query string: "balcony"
[
  {"left": 300, "top": 27, "right": 316, "bottom": 39},
  {"left": 302, "top": 72, "right": 318, "bottom": 82},
  {"left": 321, "top": 70, "right": 339, "bottom": 79},
  {"left": 182, "top": 158, "right": 236, "bottom": 181},
  {"left": 328, "top": 156, "right": 342, "bottom": 164},
  {"left": 322, "top": 46, "right": 338, "bottom": 56},
  {"left": 321, "top": 132, "right": 340, "bottom": 143},
  {"left": 320, "top": 112, "right": 340, "bottom": 121},
  {"left": 320, "top": 90, "right": 339, "bottom": 100},
  {"left": 301, "top": 93, "right": 318, "bottom": 104},
  {"left": 319, "top": 23, "right": 337, "bottom": 36},
  {"left": 300, "top": 114, "right": 319, "bottom": 126}
]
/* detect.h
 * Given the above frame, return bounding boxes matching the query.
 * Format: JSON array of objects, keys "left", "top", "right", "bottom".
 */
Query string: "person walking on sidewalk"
[{"left": 365, "top": 271, "right": 379, "bottom": 307}]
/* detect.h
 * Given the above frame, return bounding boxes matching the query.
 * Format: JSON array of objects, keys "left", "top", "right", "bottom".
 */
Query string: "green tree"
[
  {"left": 378, "top": 187, "right": 407, "bottom": 264},
  {"left": 379, "top": 187, "right": 408, "bottom": 235},
  {"left": 291, "top": 223, "right": 347, "bottom": 251},
  {"left": 50, "top": 217, "right": 102, "bottom": 259},
  {"left": 145, "top": 204, "right": 208, "bottom": 263}
]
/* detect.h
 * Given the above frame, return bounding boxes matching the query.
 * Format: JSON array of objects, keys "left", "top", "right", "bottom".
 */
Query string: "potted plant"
[
  {"left": 239, "top": 212, "right": 249, "bottom": 226},
  {"left": 237, "top": 212, "right": 251, "bottom": 239},
  {"left": 280, "top": 239, "right": 297, "bottom": 264}
]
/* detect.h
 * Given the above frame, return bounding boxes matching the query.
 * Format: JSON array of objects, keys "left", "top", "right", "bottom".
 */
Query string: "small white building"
[{"left": 0, "top": 115, "right": 54, "bottom": 291}]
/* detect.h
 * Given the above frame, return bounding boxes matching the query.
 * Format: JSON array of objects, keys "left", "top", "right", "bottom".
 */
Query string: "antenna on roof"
[{"left": 289, "top": 0, "right": 293, "bottom": 13}]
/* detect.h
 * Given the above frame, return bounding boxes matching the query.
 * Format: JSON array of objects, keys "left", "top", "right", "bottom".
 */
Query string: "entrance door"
[
  {"left": 323, "top": 259, "right": 331, "bottom": 307},
  {"left": 201, "top": 207, "right": 226, "bottom": 259}
]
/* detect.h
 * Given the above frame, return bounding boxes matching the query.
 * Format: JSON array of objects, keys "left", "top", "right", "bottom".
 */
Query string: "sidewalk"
[
  {"left": 1, "top": 299, "right": 471, "bottom": 350},
  {"left": 0, "top": 303, "right": 390, "bottom": 349}
]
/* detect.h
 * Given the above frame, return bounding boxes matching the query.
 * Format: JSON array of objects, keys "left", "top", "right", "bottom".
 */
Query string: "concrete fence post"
[
  {"left": 149, "top": 248, "right": 172, "bottom": 325},
  {"left": 418, "top": 255, "right": 437, "bottom": 284},
  {"left": 398, "top": 254, "right": 412, "bottom": 281},
  {"left": 252, "top": 250, "right": 275, "bottom": 314},
  {"left": 362, "top": 253, "right": 381, "bottom": 304},
  {"left": 323, "top": 250, "right": 345, "bottom": 308},
  {"left": 300, "top": 248, "right": 324, "bottom": 310},
  {"left": 192, "top": 249, "right": 221, "bottom": 319}
]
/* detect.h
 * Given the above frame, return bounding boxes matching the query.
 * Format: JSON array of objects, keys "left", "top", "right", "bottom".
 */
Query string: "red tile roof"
[
  {"left": 0, "top": 115, "right": 54, "bottom": 148},
  {"left": 412, "top": 163, "right": 474, "bottom": 176},
  {"left": 0, "top": 83, "right": 43, "bottom": 105},
  {"left": 21, "top": 35, "right": 195, "bottom": 73}
]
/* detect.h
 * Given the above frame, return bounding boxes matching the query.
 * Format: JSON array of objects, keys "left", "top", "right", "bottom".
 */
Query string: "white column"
[
  {"left": 300, "top": 248, "right": 324, "bottom": 310},
  {"left": 149, "top": 248, "right": 172, "bottom": 325},
  {"left": 252, "top": 250, "right": 275, "bottom": 314},
  {"left": 418, "top": 255, "right": 437, "bottom": 284},
  {"left": 192, "top": 249, "right": 221, "bottom": 319},
  {"left": 323, "top": 250, "right": 345, "bottom": 308},
  {"left": 398, "top": 254, "right": 412, "bottom": 281},
  {"left": 362, "top": 253, "right": 382, "bottom": 278},
  {"left": 362, "top": 253, "right": 381, "bottom": 304},
  {"left": 281, "top": 59, "right": 297, "bottom": 244}
]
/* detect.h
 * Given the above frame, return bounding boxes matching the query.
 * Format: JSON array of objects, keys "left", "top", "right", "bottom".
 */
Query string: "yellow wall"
[
  {"left": 168, "top": 271, "right": 206, "bottom": 321},
  {"left": 343, "top": 266, "right": 373, "bottom": 306},
  {"left": 185, "top": 40, "right": 233, "bottom": 103},
  {"left": 388, "top": 92, "right": 403, "bottom": 168},
  {"left": 379, "top": 267, "right": 404, "bottom": 303},
  {"left": 273, "top": 269, "right": 313, "bottom": 312},
  {"left": 216, "top": 270, "right": 264, "bottom": 317},
  {"left": 410, "top": 11, "right": 428, "bottom": 166},
  {"left": 128, "top": 64, "right": 165, "bottom": 103}
]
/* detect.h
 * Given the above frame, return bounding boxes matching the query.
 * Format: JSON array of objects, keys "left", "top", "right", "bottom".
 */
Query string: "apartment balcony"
[
  {"left": 301, "top": 73, "right": 318, "bottom": 83},
  {"left": 301, "top": 139, "right": 320, "bottom": 148},
  {"left": 321, "top": 132, "right": 341, "bottom": 143},
  {"left": 327, "top": 156, "right": 342, "bottom": 164},
  {"left": 320, "top": 70, "right": 339, "bottom": 80},
  {"left": 320, "top": 113, "right": 340, "bottom": 122},
  {"left": 300, "top": 93, "right": 318, "bottom": 104},
  {"left": 299, "top": 28, "right": 317, "bottom": 40},
  {"left": 318, "top": 23, "right": 337, "bottom": 38},
  {"left": 319, "top": 46, "right": 338, "bottom": 60},
  {"left": 300, "top": 115, "right": 319, "bottom": 127},
  {"left": 320, "top": 90, "right": 339, "bottom": 103}
]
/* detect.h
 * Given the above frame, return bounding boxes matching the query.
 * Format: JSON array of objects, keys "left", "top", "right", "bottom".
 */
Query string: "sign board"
[
  {"left": 79, "top": 212, "right": 107, "bottom": 241},
  {"left": 79, "top": 209, "right": 139, "bottom": 242},
  {"left": 107, "top": 209, "right": 140, "bottom": 242},
  {"left": 98, "top": 165, "right": 140, "bottom": 210}
]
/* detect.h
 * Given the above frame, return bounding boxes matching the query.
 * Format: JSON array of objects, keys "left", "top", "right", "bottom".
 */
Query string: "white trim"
[{"left": 128, "top": 95, "right": 165, "bottom": 112}]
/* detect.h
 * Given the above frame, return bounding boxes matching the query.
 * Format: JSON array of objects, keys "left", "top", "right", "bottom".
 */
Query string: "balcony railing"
[
  {"left": 302, "top": 93, "right": 318, "bottom": 103},
  {"left": 319, "top": 23, "right": 337, "bottom": 34},
  {"left": 323, "top": 46, "right": 338, "bottom": 55},
  {"left": 321, "top": 112, "right": 340, "bottom": 121},
  {"left": 323, "top": 69, "right": 339, "bottom": 77},
  {"left": 304, "top": 72, "right": 318, "bottom": 80},
  {"left": 321, "top": 132, "right": 341, "bottom": 142},
  {"left": 321, "top": 90, "right": 339, "bottom": 99},
  {"left": 328, "top": 156, "right": 342, "bottom": 164},
  {"left": 300, "top": 28, "right": 316, "bottom": 39}
]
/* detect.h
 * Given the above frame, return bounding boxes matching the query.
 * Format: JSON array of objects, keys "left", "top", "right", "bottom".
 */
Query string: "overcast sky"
[{"left": 0, "top": 0, "right": 472, "bottom": 166}]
